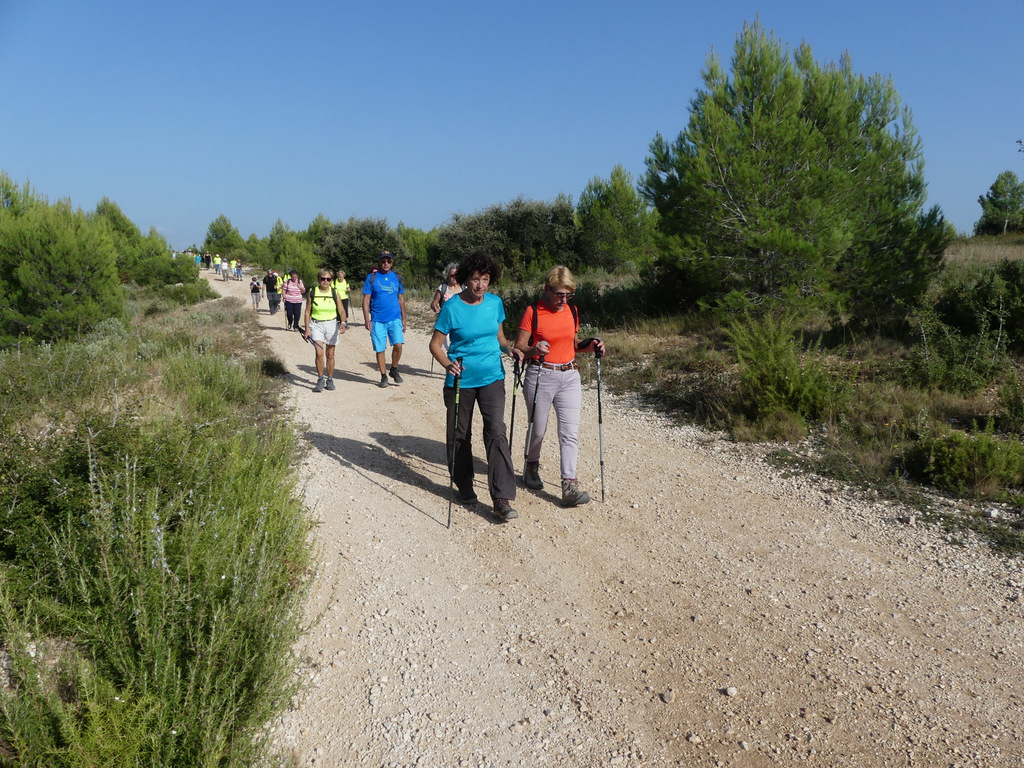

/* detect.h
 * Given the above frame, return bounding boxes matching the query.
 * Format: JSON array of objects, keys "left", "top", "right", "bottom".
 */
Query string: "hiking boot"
[
  {"left": 494, "top": 499, "right": 519, "bottom": 521},
  {"left": 561, "top": 479, "right": 591, "bottom": 508},
  {"left": 460, "top": 491, "right": 479, "bottom": 506},
  {"left": 324, "top": 377, "right": 336, "bottom": 391},
  {"left": 389, "top": 367, "right": 403, "bottom": 384},
  {"left": 379, "top": 374, "right": 389, "bottom": 388},
  {"left": 523, "top": 462, "right": 543, "bottom": 490},
  {"left": 312, "top": 375, "right": 326, "bottom": 393}
]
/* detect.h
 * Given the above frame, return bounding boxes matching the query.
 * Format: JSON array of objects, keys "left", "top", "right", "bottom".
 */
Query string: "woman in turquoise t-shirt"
[{"left": 430, "top": 252, "right": 524, "bottom": 522}]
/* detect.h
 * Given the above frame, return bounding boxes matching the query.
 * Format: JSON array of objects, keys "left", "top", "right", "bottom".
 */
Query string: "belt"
[{"left": 527, "top": 360, "right": 578, "bottom": 371}]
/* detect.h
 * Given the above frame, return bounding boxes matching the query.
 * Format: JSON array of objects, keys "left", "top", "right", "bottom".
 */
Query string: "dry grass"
[{"left": 944, "top": 236, "right": 1024, "bottom": 266}]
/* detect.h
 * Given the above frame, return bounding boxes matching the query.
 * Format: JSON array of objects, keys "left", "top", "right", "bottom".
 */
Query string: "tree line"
[{"left": 6, "top": 19, "right": 1020, "bottom": 348}]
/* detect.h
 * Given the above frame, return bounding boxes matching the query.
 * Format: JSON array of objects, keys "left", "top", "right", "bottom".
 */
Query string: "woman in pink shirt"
[{"left": 282, "top": 269, "right": 306, "bottom": 331}]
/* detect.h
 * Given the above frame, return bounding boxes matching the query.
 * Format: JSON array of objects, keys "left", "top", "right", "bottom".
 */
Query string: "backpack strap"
[
  {"left": 331, "top": 286, "right": 341, "bottom": 321},
  {"left": 529, "top": 302, "right": 579, "bottom": 348}
]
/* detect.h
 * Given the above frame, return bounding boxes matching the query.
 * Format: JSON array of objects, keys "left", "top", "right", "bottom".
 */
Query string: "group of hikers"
[{"left": 242, "top": 250, "right": 605, "bottom": 522}]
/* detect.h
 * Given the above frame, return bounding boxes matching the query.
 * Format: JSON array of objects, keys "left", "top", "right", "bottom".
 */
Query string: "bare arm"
[
  {"left": 498, "top": 325, "right": 524, "bottom": 364},
  {"left": 514, "top": 327, "right": 548, "bottom": 358},
  {"left": 429, "top": 329, "right": 462, "bottom": 376}
]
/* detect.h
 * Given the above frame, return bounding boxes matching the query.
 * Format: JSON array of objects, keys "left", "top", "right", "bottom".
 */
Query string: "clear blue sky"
[{"left": 2, "top": 0, "right": 1021, "bottom": 250}]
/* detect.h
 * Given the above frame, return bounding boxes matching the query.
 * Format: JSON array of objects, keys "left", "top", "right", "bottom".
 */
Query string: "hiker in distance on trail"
[
  {"left": 282, "top": 269, "right": 306, "bottom": 331},
  {"left": 429, "top": 251, "right": 525, "bottom": 523},
  {"left": 304, "top": 268, "right": 348, "bottom": 393},
  {"left": 363, "top": 250, "right": 407, "bottom": 388},
  {"left": 514, "top": 265, "right": 605, "bottom": 508}
]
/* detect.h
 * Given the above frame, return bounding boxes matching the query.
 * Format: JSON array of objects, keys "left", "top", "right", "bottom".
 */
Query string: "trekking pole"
[
  {"left": 525, "top": 354, "right": 545, "bottom": 465},
  {"left": 446, "top": 358, "right": 464, "bottom": 530},
  {"left": 508, "top": 356, "right": 522, "bottom": 470},
  {"left": 595, "top": 341, "right": 605, "bottom": 502}
]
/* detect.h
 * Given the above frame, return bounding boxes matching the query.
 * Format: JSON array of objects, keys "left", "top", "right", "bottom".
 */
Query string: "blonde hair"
[
  {"left": 544, "top": 265, "right": 576, "bottom": 293},
  {"left": 318, "top": 268, "right": 334, "bottom": 280}
]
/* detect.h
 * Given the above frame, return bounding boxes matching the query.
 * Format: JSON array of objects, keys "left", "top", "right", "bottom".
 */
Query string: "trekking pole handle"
[{"left": 579, "top": 337, "right": 604, "bottom": 358}]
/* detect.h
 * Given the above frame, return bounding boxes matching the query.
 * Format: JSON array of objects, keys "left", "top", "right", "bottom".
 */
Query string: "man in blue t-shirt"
[{"left": 362, "top": 250, "right": 407, "bottom": 388}]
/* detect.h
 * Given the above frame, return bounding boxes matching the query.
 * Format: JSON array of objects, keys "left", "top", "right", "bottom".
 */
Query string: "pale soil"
[{"left": 206, "top": 274, "right": 1024, "bottom": 768}]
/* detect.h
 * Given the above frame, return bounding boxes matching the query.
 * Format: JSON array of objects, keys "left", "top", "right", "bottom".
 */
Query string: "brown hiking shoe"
[
  {"left": 561, "top": 479, "right": 591, "bottom": 508},
  {"left": 493, "top": 498, "right": 519, "bottom": 521}
]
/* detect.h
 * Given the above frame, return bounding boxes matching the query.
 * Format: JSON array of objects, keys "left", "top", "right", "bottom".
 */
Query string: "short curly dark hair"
[{"left": 456, "top": 251, "right": 501, "bottom": 285}]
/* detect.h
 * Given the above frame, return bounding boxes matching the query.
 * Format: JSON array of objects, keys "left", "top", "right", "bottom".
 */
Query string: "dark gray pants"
[{"left": 444, "top": 379, "right": 516, "bottom": 503}]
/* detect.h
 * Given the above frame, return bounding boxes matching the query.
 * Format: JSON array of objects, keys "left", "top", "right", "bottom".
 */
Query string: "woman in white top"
[{"left": 431, "top": 263, "right": 461, "bottom": 314}]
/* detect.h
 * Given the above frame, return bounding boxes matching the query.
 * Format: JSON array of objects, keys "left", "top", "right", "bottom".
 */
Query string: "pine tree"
[{"left": 642, "top": 21, "right": 950, "bottom": 321}]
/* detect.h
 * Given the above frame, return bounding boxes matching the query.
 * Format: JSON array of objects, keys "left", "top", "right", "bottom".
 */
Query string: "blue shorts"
[{"left": 370, "top": 318, "right": 404, "bottom": 353}]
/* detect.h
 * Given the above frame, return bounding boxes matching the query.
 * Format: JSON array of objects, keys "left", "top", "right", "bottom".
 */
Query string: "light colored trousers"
[{"left": 523, "top": 365, "right": 582, "bottom": 480}]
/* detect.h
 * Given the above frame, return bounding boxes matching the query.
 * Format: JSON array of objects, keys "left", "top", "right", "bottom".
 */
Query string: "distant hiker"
[
  {"left": 264, "top": 268, "right": 281, "bottom": 315},
  {"left": 250, "top": 276, "right": 262, "bottom": 310},
  {"left": 429, "top": 251, "right": 524, "bottom": 522},
  {"left": 430, "top": 263, "right": 461, "bottom": 314},
  {"left": 362, "top": 251, "right": 407, "bottom": 388},
  {"left": 213, "top": 255, "right": 222, "bottom": 275},
  {"left": 514, "top": 265, "right": 604, "bottom": 507},
  {"left": 282, "top": 270, "right": 306, "bottom": 331},
  {"left": 331, "top": 270, "right": 351, "bottom": 322},
  {"left": 304, "top": 268, "right": 348, "bottom": 392}
]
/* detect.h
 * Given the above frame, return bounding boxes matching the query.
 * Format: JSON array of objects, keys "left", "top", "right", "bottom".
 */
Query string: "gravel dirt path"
[{"left": 206, "top": 274, "right": 1024, "bottom": 768}]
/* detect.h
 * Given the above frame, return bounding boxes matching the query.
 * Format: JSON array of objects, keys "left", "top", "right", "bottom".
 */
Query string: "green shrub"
[
  {"left": 1001, "top": 373, "right": 1024, "bottom": 433},
  {"left": 0, "top": 199, "right": 124, "bottom": 346},
  {"left": 0, "top": 291, "right": 313, "bottom": 767},
  {"left": 726, "top": 310, "right": 850, "bottom": 428},
  {"left": 902, "top": 422, "right": 1024, "bottom": 498},
  {"left": 900, "top": 306, "right": 1003, "bottom": 394}
]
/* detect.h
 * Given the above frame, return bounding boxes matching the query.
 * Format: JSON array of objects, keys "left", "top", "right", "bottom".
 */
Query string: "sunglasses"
[{"left": 549, "top": 289, "right": 574, "bottom": 300}]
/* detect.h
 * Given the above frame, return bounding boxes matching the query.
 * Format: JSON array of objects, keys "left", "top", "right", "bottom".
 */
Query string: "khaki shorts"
[{"left": 309, "top": 318, "right": 340, "bottom": 346}]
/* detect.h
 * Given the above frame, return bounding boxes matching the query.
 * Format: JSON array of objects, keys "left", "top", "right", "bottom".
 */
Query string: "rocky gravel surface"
[{"left": 207, "top": 275, "right": 1024, "bottom": 768}]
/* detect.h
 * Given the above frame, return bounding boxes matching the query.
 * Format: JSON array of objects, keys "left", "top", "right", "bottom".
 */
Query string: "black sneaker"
[
  {"left": 378, "top": 374, "right": 389, "bottom": 388},
  {"left": 324, "top": 377, "right": 335, "bottom": 391},
  {"left": 460, "top": 492, "right": 479, "bottom": 505},
  {"left": 493, "top": 499, "right": 519, "bottom": 521},
  {"left": 389, "top": 367, "right": 403, "bottom": 384}
]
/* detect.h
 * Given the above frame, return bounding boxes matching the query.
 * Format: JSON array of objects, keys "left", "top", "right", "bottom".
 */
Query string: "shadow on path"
[{"left": 305, "top": 430, "right": 500, "bottom": 527}]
